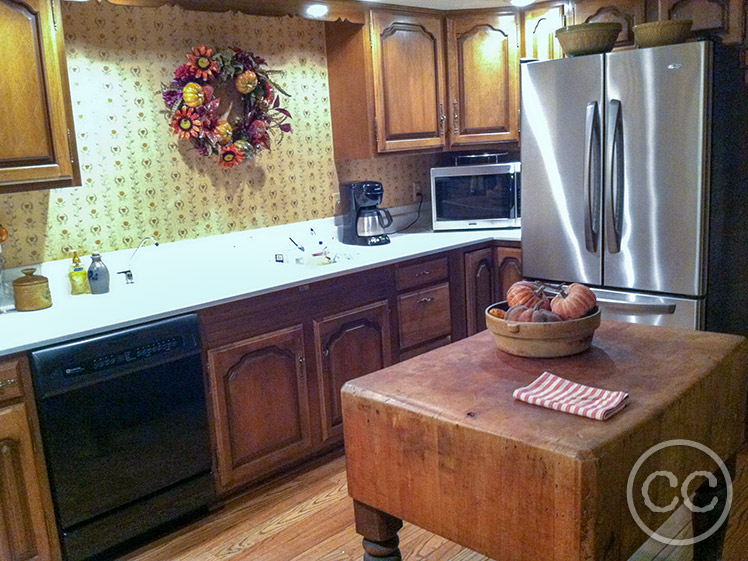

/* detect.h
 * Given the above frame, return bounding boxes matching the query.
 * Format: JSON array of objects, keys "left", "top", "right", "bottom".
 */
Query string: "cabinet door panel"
[
  {"left": 0, "top": 403, "right": 50, "bottom": 561},
  {"left": 523, "top": 5, "right": 565, "bottom": 61},
  {"left": 447, "top": 12, "right": 519, "bottom": 146},
  {"left": 496, "top": 246, "right": 523, "bottom": 301},
  {"left": 314, "top": 301, "right": 391, "bottom": 442},
  {"left": 574, "top": 0, "right": 646, "bottom": 47},
  {"left": 207, "top": 325, "right": 312, "bottom": 493},
  {"left": 370, "top": 11, "right": 446, "bottom": 151},
  {"left": 465, "top": 248, "right": 495, "bottom": 336},
  {"left": 659, "top": 0, "right": 743, "bottom": 44},
  {"left": 0, "top": 0, "right": 77, "bottom": 187}
]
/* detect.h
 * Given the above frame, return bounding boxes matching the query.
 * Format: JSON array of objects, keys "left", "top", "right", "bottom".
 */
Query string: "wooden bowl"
[
  {"left": 633, "top": 20, "right": 692, "bottom": 48},
  {"left": 485, "top": 302, "right": 601, "bottom": 358},
  {"left": 555, "top": 23, "right": 622, "bottom": 57}
]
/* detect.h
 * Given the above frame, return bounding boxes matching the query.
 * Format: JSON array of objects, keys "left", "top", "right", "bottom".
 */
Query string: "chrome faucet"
[{"left": 118, "top": 236, "right": 159, "bottom": 284}]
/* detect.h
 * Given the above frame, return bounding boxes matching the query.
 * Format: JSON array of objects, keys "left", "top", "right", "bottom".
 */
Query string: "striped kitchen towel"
[{"left": 512, "top": 371, "right": 629, "bottom": 421}]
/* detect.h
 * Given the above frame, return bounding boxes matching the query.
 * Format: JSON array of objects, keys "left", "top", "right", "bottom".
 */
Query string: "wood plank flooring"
[{"left": 121, "top": 449, "right": 748, "bottom": 561}]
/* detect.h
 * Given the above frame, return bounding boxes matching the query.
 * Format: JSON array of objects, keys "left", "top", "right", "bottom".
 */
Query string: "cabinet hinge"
[
  {"left": 374, "top": 116, "right": 379, "bottom": 149},
  {"left": 51, "top": 0, "right": 58, "bottom": 30}
]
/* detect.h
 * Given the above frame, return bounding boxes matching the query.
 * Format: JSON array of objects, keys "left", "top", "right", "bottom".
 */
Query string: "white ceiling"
[{"left": 361, "top": 0, "right": 511, "bottom": 9}]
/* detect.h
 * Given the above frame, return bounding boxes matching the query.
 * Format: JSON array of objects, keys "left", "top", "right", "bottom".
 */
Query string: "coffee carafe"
[{"left": 339, "top": 181, "right": 393, "bottom": 246}]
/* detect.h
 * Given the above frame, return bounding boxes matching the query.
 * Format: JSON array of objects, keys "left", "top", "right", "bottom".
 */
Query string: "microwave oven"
[{"left": 430, "top": 162, "right": 521, "bottom": 231}]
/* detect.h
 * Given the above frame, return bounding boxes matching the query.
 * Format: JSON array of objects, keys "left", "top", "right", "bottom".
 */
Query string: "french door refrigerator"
[{"left": 521, "top": 41, "right": 715, "bottom": 329}]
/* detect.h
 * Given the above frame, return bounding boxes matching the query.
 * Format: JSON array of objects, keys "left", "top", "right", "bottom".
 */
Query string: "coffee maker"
[{"left": 339, "top": 181, "right": 394, "bottom": 246}]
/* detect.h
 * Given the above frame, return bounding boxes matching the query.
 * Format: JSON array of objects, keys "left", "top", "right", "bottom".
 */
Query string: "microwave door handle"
[
  {"left": 583, "top": 101, "right": 600, "bottom": 253},
  {"left": 606, "top": 99, "right": 624, "bottom": 254}
]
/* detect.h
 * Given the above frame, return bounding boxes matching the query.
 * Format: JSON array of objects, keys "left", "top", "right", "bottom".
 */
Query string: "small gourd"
[
  {"left": 216, "top": 120, "right": 233, "bottom": 146},
  {"left": 506, "top": 280, "right": 550, "bottom": 310},
  {"left": 551, "top": 283, "right": 597, "bottom": 320},
  {"left": 235, "top": 70, "right": 258, "bottom": 94},
  {"left": 505, "top": 301, "right": 562, "bottom": 323},
  {"left": 182, "top": 82, "right": 205, "bottom": 107}
]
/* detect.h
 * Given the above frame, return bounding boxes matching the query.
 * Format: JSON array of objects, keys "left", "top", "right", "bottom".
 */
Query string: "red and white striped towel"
[{"left": 512, "top": 371, "right": 629, "bottom": 421}]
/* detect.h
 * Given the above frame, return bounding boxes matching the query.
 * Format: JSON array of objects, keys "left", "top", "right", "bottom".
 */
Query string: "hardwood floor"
[{"left": 120, "top": 449, "right": 748, "bottom": 561}]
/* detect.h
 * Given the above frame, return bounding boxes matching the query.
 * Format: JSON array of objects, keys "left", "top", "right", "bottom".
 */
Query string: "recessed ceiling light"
[
  {"left": 511, "top": 0, "right": 534, "bottom": 5},
  {"left": 306, "top": 4, "right": 329, "bottom": 18}
]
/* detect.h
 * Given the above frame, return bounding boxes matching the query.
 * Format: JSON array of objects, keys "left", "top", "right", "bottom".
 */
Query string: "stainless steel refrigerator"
[{"left": 520, "top": 41, "right": 748, "bottom": 332}]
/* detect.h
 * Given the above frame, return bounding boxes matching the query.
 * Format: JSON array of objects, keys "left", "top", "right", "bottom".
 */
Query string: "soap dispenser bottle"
[
  {"left": 69, "top": 251, "right": 91, "bottom": 295},
  {"left": 88, "top": 252, "right": 110, "bottom": 294}
]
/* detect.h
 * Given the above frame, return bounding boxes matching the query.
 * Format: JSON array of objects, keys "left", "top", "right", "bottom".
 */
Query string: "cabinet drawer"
[
  {"left": 398, "top": 283, "right": 452, "bottom": 349},
  {"left": 396, "top": 257, "right": 449, "bottom": 291},
  {"left": 0, "top": 355, "right": 24, "bottom": 404}
]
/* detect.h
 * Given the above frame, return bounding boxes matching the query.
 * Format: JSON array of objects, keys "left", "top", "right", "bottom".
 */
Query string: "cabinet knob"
[
  {"left": 417, "top": 297, "right": 434, "bottom": 304},
  {"left": 0, "top": 378, "right": 18, "bottom": 394},
  {"left": 415, "top": 270, "right": 431, "bottom": 277}
]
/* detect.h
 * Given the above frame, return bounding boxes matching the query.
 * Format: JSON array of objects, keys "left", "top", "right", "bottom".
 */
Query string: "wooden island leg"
[
  {"left": 353, "top": 500, "right": 403, "bottom": 561},
  {"left": 692, "top": 455, "right": 737, "bottom": 561}
]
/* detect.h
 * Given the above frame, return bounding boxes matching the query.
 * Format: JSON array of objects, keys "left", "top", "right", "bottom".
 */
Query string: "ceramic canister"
[{"left": 13, "top": 268, "right": 52, "bottom": 311}]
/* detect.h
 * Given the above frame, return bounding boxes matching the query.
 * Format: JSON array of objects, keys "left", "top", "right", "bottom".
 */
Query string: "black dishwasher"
[{"left": 30, "top": 314, "right": 214, "bottom": 561}]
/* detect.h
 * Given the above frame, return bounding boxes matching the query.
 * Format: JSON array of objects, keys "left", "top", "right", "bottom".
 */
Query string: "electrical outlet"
[{"left": 412, "top": 182, "right": 423, "bottom": 202}]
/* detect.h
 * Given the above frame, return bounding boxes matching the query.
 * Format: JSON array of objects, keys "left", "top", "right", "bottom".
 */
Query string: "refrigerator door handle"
[
  {"left": 596, "top": 297, "right": 676, "bottom": 316},
  {"left": 606, "top": 99, "right": 624, "bottom": 254},
  {"left": 583, "top": 101, "right": 601, "bottom": 253}
]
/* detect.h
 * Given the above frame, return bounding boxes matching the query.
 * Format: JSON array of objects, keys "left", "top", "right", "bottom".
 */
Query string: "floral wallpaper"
[{"left": 0, "top": 2, "right": 432, "bottom": 269}]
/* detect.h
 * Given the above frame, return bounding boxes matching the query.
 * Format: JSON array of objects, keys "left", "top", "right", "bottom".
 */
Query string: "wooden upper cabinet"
[
  {"left": 370, "top": 10, "right": 447, "bottom": 152},
  {"left": 206, "top": 325, "right": 313, "bottom": 493},
  {"left": 656, "top": 0, "right": 743, "bottom": 44},
  {"left": 313, "top": 301, "right": 391, "bottom": 443},
  {"left": 0, "top": 0, "right": 79, "bottom": 190},
  {"left": 522, "top": 4, "right": 565, "bottom": 60},
  {"left": 0, "top": 403, "right": 52, "bottom": 561},
  {"left": 446, "top": 11, "right": 520, "bottom": 146},
  {"left": 574, "top": 0, "right": 646, "bottom": 47}
]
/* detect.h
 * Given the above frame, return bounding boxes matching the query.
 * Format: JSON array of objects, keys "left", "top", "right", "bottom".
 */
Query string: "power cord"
[{"left": 393, "top": 193, "right": 425, "bottom": 233}]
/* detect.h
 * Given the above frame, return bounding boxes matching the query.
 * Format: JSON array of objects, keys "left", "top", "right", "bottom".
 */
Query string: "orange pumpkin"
[
  {"left": 216, "top": 121, "right": 233, "bottom": 145},
  {"left": 505, "top": 301, "right": 562, "bottom": 323},
  {"left": 182, "top": 82, "right": 205, "bottom": 107},
  {"left": 506, "top": 280, "right": 550, "bottom": 309},
  {"left": 551, "top": 283, "right": 597, "bottom": 320},
  {"left": 235, "top": 70, "right": 258, "bottom": 94}
]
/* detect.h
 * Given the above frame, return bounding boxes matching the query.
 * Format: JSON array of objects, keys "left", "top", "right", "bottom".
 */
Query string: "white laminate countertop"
[{"left": 0, "top": 214, "right": 520, "bottom": 357}]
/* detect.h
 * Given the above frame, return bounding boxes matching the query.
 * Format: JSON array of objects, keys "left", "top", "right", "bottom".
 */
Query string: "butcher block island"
[{"left": 342, "top": 321, "right": 748, "bottom": 561}]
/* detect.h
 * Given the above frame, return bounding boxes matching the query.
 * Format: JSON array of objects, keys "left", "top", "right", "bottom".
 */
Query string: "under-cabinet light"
[
  {"left": 306, "top": 4, "right": 329, "bottom": 18},
  {"left": 511, "top": 0, "right": 535, "bottom": 5}
]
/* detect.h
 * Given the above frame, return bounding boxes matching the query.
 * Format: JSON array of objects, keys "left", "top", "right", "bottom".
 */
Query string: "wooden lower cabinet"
[
  {"left": 314, "top": 301, "right": 392, "bottom": 443},
  {"left": 206, "top": 325, "right": 313, "bottom": 493},
  {"left": 464, "top": 248, "right": 496, "bottom": 336},
  {"left": 0, "top": 403, "right": 52, "bottom": 561},
  {"left": 496, "top": 246, "right": 522, "bottom": 301},
  {"left": 398, "top": 282, "right": 452, "bottom": 350}
]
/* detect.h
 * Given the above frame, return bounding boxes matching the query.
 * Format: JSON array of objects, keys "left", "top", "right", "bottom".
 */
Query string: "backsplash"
[
  {"left": 0, "top": 2, "right": 434, "bottom": 269},
  {"left": 336, "top": 154, "right": 440, "bottom": 207}
]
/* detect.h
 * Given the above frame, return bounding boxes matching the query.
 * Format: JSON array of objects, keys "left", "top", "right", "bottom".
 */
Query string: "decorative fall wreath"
[{"left": 161, "top": 45, "right": 292, "bottom": 168}]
